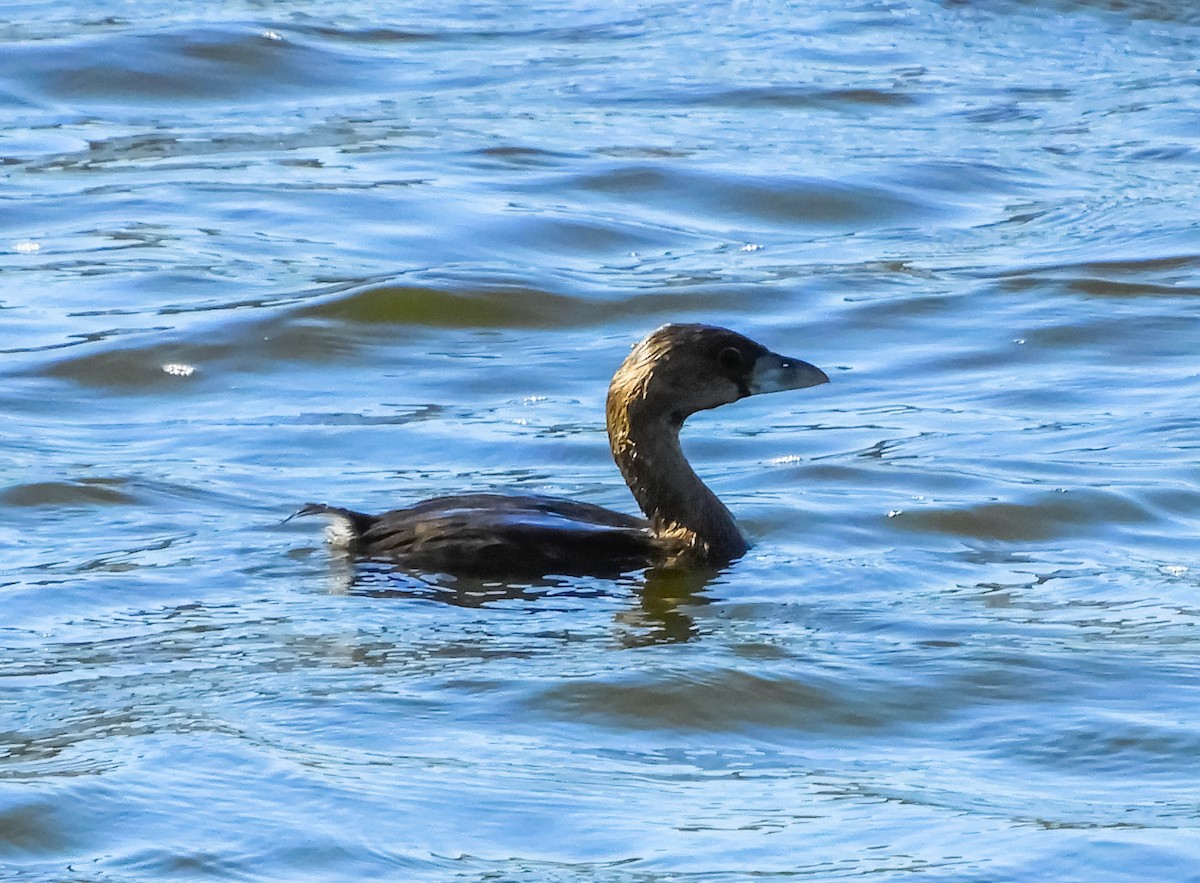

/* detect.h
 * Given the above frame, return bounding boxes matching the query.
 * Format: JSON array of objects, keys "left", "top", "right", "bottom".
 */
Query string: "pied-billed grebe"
[{"left": 295, "top": 324, "right": 828, "bottom": 574}]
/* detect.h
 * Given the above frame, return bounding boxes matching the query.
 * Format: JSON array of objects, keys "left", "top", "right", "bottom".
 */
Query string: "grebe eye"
[{"left": 718, "top": 347, "right": 743, "bottom": 371}]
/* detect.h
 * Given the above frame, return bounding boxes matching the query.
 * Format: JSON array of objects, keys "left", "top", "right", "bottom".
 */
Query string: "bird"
[{"left": 293, "top": 323, "right": 828, "bottom": 576}]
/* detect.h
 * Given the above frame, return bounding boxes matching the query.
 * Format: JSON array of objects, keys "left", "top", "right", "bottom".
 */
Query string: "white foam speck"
[
  {"left": 768, "top": 454, "right": 805, "bottom": 465},
  {"left": 13, "top": 240, "right": 40, "bottom": 254},
  {"left": 162, "top": 363, "right": 196, "bottom": 377}
]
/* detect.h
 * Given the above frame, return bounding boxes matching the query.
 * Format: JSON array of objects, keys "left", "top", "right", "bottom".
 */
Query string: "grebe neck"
[{"left": 607, "top": 405, "right": 747, "bottom": 564}]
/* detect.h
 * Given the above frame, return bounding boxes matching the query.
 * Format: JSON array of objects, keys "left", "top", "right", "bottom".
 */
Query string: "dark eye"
[{"left": 718, "top": 346, "right": 743, "bottom": 371}]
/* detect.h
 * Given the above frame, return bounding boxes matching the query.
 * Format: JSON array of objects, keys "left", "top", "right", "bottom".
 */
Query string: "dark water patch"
[
  {"left": 0, "top": 799, "right": 81, "bottom": 855},
  {"left": 528, "top": 640, "right": 1104, "bottom": 737},
  {"left": 1000, "top": 274, "right": 1200, "bottom": 299},
  {"left": 571, "top": 164, "right": 939, "bottom": 229},
  {"left": 11, "top": 27, "right": 372, "bottom": 106},
  {"left": 891, "top": 489, "right": 1156, "bottom": 542},
  {"left": 295, "top": 281, "right": 741, "bottom": 330},
  {"left": 530, "top": 666, "right": 943, "bottom": 735},
  {"left": 291, "top": 17, "right": 646, "bottom": 45},
  {"left": 467, "top": 144, "right": 581, "bottom": 169},
  {"left": 300, "top": 283, "right": 595, "bottom": 329},
  {"left": 0, "top": 479, "right": 137, "bottom": 508},
  {"left": 1065, "top": 277, "right": 1200, "bottom": 297},
  {"left": 1050, "top": 253, "right": 1200, "bottom": 277},
  {"left": 676, "top": 85, "right": 919, "bottom": 111},
  {"left": 1003, "top": 0, "right": 1200, "bottom": 25},
  {"left": 287, "top": 24, "right": 440, "bottom": 45},
  {"left": 1006, "top": 86, "right": 1074, "bottom": 101},
  {"left": 39, "top": 345, "right": 216, "bottom": 389},
  {"left": 994, "top": 253, "right": 1200, "bottom": 299},
  {"left": 596, "top": 145, "right": 693, "bottom": 160},
  {"left": 113, "top": 848, "right": 253, "bottom": 881}
]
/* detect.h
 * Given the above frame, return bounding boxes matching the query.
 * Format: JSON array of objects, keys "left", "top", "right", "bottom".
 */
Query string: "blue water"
[{"left": 3, "top": 1, "right": 1200, "bottom": 879}]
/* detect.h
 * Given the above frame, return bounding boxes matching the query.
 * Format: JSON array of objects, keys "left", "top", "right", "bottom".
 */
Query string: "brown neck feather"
[{"left": 607, "top": 386, "right": 747, "bottom": 564}]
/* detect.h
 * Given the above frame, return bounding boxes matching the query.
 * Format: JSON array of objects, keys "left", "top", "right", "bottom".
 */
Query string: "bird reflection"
[
  {"left": 318, "top": 554, "right": 717, "bottom": 646},
  {"left": 614, "top": 565, "right": 717, "bottom": 646}
]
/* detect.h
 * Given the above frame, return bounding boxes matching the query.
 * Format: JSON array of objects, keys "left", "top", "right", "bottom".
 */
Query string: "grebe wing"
[{"left": 299, "top": 493, "right": 661, "bottom": 575}]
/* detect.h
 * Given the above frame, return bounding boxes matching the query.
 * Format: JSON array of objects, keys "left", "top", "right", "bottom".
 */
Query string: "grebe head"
[{"left": 610, "top": 323, "right": 829, "bottom": 425}]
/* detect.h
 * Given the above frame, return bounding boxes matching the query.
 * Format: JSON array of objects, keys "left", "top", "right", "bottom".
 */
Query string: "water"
[{"left": 3, "top": 0, "right": 1200, "bottom": 878}]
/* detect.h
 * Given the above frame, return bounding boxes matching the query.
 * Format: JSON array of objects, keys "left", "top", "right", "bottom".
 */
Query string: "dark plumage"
[
  {"left": 294, "top": 494, "right": 659, "bottom": 576},
  {"left": 294, "top": 324, "right": 828, "bottom": 575}
]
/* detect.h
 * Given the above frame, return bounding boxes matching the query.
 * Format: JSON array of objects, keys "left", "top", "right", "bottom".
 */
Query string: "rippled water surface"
[{"left": 4, "top": 0, "right": 1200, "bottom": 879}]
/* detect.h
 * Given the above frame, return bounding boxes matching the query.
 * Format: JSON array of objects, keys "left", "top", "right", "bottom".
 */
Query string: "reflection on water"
[
  {"left": 3, "top": 0, "right": 1200, "bottom": 878},
  {"left": 622, "top": 566, "right": 717, "bottom": 646},
  {"left": 313, "top": 550, "right": 716, "bottom": 646}
]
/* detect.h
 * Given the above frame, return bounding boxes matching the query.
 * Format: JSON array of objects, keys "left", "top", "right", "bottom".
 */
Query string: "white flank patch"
[{"left": 324, "top": 515, "right": 359, "bottom": 550}]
